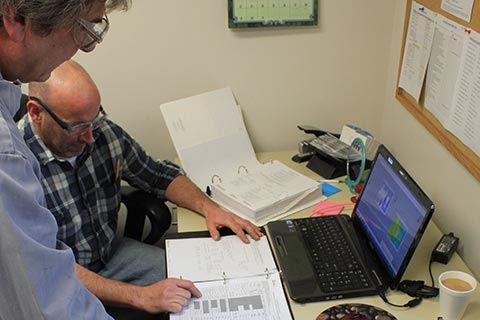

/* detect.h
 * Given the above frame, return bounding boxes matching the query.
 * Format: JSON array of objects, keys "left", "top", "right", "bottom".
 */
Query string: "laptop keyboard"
[{"left": 295, "top": 216, "right": 370, "bottom": 293}]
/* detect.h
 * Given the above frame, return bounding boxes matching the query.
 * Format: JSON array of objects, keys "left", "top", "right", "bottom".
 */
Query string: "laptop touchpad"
[{"left": 277, "top": 234, "right": 321, "bottom": 299}]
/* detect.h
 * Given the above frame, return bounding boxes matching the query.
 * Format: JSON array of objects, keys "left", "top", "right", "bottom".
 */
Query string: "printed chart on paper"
[{"left": 170, "top": 274, "right": 291, "bottom": 320}]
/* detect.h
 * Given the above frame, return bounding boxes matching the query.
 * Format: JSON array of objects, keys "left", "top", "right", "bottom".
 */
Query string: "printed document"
[
  {"left": 171, "top": 274, "right": 290, "bottom": 320},
  {"left": 441, "top": 0, "right": 474, "bottom": 22},
  {"left": 210, "top": 160, "right": 320, "bottom": 224},
  {"left": 166, "top": 235, "right": 292, "bottom": 320},
  {"left": 399, "top": 1, "right": 437, "bottom": 101},
  {"left": 166, "top": 235, "right": 276, "bottom": 282},
  {"left": 447, "top": 29, "right": 480, "bottom": 156},
  {"left": 424, "top": 15, "right": 466, "bottom": 126}
]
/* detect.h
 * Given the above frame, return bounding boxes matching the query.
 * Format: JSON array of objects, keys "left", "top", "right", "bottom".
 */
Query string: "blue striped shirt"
[{"left": 0, "top": 76, "right": 111, "bottom": 319}]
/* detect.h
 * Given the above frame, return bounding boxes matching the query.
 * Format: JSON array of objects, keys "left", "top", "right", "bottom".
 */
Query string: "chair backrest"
[{"left": 14, "top": 94, "right": 29, "bottom": 122}]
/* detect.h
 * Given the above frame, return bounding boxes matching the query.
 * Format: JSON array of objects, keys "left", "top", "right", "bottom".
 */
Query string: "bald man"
[{"left": 18, "top": 60, "right": 262, "bottom": 315}]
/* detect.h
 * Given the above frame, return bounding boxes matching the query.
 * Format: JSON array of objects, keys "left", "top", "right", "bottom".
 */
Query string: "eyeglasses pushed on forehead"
[
  {"left": 75, "top": 15, "right": 110, "bottom": 51},
  {"left": 29, "top": 96, "right": 106, "bottom": 134}
]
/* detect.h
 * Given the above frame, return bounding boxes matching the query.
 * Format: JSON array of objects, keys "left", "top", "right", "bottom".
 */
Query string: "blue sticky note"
[{"left": 322, "top": 182, "right": 341, "bottom": 197}]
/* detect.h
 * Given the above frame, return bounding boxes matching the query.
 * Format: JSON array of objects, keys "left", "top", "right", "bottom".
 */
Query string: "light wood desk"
[{"left": 177, "top": 151, "right": 480, "bottom": 319}]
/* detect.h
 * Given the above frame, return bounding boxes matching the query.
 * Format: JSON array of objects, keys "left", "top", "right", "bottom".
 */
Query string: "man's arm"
[
  {"left": 76, "top": 264, "right": 201, "bottom": 313},
  {"left": 164, "top": 175, "right": 262, "bottom": 243},
  {"left": 0, "top": 153, "right": 112, "bottom": 319},
  {"left": 116, "top": 123, "right": 261, "bottom": 242},
  {"left": 0, "top": 199, "right": 44, "bottom": 319}
]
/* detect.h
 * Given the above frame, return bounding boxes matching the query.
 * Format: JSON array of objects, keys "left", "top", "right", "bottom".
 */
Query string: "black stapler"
[{"left": 292, "top": 125, "right": 339, "bottom": 163}]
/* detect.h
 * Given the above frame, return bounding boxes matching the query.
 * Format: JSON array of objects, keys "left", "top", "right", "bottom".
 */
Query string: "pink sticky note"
[{"left": 309, "top": 201, "right": 352, "bottom": 217}]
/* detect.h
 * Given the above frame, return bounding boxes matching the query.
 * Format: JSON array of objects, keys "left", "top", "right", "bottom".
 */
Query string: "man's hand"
[
  {"left": 204, "top": 206, "right": 262, "bottom": 243},
  {"left": 77, "top": 265, "right": 201, "bottom": 314},
  {"left": 137, "top": 278, "right": 201, "bottom": 314}
]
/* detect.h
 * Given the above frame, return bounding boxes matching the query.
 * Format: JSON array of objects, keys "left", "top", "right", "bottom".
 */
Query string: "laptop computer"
[{"left": 266, "top": 145, "right": 434, "bottom": 303}]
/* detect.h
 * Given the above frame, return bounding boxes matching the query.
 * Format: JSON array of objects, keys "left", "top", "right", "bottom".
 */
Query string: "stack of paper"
[
  {"left": 210, "top": 160, "right": 321, "bottom": 225},
  {"left": 160, "top": 88, "right": 323, "bottom": 225}
]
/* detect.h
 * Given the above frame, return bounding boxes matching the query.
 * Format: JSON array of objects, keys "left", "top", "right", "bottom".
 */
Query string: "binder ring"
[
  {"left": 211, "top": 174, "right": 222, "bottom": 184},
  {"left": 237, "top": 165, "right": 249, "bottom": 174}
]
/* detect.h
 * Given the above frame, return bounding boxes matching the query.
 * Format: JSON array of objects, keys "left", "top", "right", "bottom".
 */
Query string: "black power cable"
[
  {"left": 398, "top": 279, "right": 439, "bottom": 298},
  {"left": 377, "top": 289, "right": 423, "bottom": 308},
  {"left": 376, "top": 255, "right": 439, "bottom": 308}
]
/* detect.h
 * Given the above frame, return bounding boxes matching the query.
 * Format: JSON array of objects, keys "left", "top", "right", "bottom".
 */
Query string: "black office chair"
[{"left": 120, "top": 185, "right": 172, "bottom": 244}]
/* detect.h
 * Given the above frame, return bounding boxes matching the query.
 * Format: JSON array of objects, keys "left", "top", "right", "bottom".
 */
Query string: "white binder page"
[
  {"left": 160, "top": 88, "right": 242, "bottom": 150},
  {"left": 160, "top": 88, "right": 259, "bottom": 188},
  {"left": 180, "top": 131, "right": 259, "bottom": 189},
  {"left": 399, "top": 2, "right": 437, "bottom": 101},
  {"left": 424, "top": 15, "right": 466, "bottom": 126},
  {"left": 166, "top": 235, "right": 276, "bottom": 282},
  {"left": 447, "top": 30, "right": 480, "bottom": 156},
  {"left": 170, "top": 273, "right": 292, "bottom": 320},
  {"left": 441, "top": 0, "right": 474, "bottom": 22}
]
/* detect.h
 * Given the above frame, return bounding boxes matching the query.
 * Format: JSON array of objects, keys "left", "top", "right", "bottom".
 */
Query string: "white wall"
[
  {"left": 380, "top": 0, "right": 480, "bottom": 278},
  {"left": 74, "top": 1, "right": 479, "bottom": 276}
]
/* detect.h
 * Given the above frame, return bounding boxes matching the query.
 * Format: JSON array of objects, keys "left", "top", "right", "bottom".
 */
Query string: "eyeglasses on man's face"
[
  {"left": 74, "top": 15, "right": 110, "bottom": 52},
  {"left": 29, "top": 96, "right": 106, "bottom": 134}
]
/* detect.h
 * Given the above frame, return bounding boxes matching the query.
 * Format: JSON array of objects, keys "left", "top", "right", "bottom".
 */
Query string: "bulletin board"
[
  {"left": 228, "top": 0, "right": 318, "bottom": 28},
  {"left": 396, "top": 0, "right": 480, "bottom": 181}
]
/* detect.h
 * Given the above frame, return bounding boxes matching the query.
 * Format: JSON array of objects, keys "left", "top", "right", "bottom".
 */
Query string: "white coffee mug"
[{"left": 438, "top": 270, "right": 477, "bottom": 320}]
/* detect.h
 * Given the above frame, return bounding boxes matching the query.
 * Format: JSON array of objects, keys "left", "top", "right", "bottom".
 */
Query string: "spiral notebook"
[
  {"left": 160, "top": 88, "right": 323, "bottom": 225},
  {"left": 165, "top": 232, "right": 293, "bottom": 320}
]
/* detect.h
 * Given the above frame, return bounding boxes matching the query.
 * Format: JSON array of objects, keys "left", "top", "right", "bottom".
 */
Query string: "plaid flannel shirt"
[{"left": 18, "top": 116, "right": 183, "bottom": 270}]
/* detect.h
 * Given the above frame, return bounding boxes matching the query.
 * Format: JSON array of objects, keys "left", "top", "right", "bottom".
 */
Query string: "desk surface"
[{"left": 176, "top": 151, "right": 480, "bottom": 320}]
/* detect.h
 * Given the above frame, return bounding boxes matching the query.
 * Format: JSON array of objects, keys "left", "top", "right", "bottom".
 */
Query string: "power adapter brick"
[{"left": 431, "top": 232, "right": 459, "bottom": 264}]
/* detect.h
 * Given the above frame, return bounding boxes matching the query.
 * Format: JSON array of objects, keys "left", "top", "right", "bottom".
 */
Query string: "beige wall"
[
  {"left": 74, "top": 1, "right": 479, "bottom": 277},
  {"left": 75, "top": 0, "right": 394, "bottom": 157}
]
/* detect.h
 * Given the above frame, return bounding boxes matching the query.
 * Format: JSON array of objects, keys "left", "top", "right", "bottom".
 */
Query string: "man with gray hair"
[{"left": 0, "top": 0, "right": 132, "bottom": 319}]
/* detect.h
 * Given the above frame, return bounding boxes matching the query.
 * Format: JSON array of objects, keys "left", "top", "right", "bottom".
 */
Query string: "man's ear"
[
  {"left": 27, "top": 100, "right": 43, "bottom": 124},
  {"left": 2, "top": 12, "right": 26, "bottom": 43}
]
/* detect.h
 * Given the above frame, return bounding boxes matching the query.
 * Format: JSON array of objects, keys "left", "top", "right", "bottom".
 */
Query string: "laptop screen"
[{"left": 353, "top": 148, "right": 433, "bottom": 279}]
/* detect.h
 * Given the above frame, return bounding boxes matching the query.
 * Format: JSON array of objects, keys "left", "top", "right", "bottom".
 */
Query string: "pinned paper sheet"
[
  {"left": 322, "top": 182, "right": 341, "bottom": 197},
  {"left": 398, "top": 2, "right": 436, "bottom": 102},
  {"left": 441, "top": 0, "right": 474, "bottom": 22},
  {"left": 310, "top": 201, "right": 353, "bottom": 217}
]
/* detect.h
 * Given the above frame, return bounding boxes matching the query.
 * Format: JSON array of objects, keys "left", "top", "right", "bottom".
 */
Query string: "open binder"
[
  {"left": 160, "top": 88, "right": 323, "bottom": 225},
  {"left": 209, "top": 160, "right": 323, "bottom": 225},
  {"left": 165, "top": 231, "right": 293, "bottom": 320}
]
